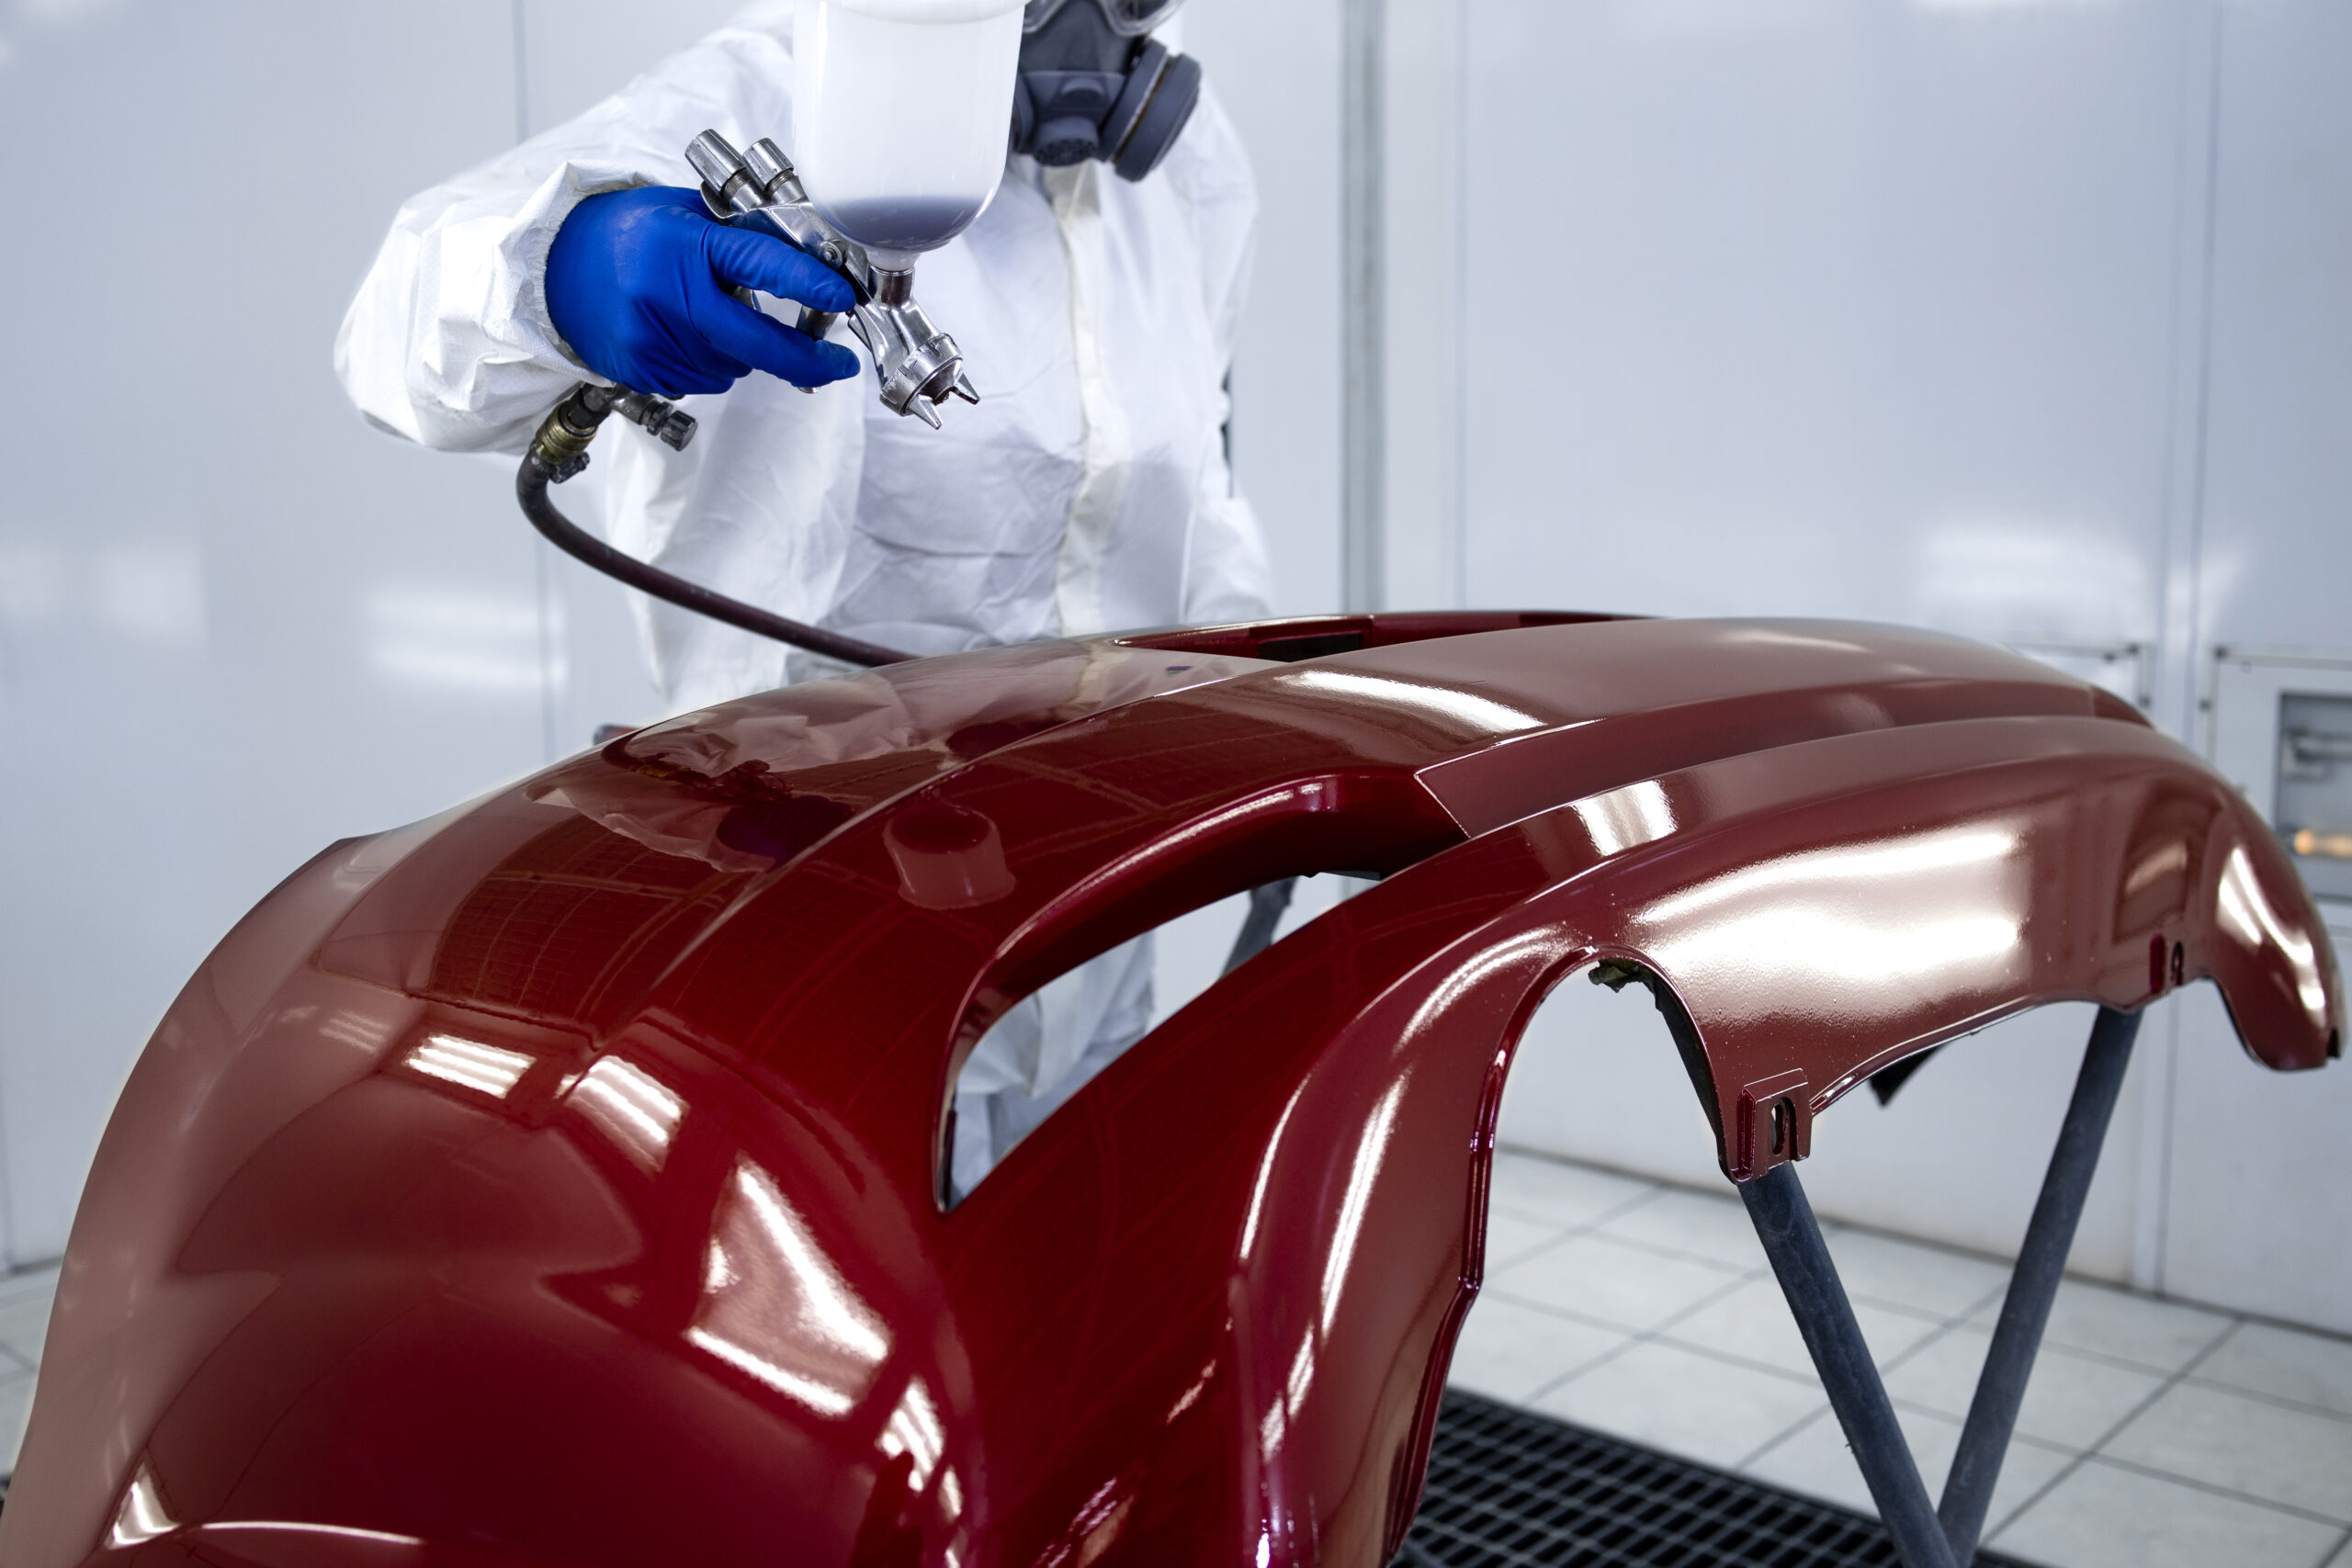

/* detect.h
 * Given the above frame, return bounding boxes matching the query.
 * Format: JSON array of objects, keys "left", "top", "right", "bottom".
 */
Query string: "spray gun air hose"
[
  {"left": 513, "top": 129, "right": 985, "bottom": 671},
  {"left": 519, "top": 382, "right": 913, "bottom": 669}
]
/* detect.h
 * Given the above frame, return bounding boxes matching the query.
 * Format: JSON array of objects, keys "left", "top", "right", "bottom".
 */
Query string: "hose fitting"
[{"left": 529, "top": 383, "right": 698, "bottom": 483}]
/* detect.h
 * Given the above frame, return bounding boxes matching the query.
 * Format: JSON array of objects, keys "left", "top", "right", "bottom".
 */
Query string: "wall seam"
[
  {"left": 2158, "top": 0, "right": 2229, "bottom": 1302},
  {"left": 1449, "top": 0, "right": 1470, "bottom": 610},
  {"left": 2178, "top": 2, "right": 2225, "bottom": 744},
  {"left": 2139, "top": 0, "right": 2229, "bottom": 1299},
  {"left": 1341, "top": 0, "right": 1388, "bottom": 614},
  {"left": 511, "top": 0, "right": 567, "bottom": 766}
]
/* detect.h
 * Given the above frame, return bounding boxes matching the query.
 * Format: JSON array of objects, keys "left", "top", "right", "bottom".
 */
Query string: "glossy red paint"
[{"left": 6, "top": 615, "right": 2337, "bottom": 1568}]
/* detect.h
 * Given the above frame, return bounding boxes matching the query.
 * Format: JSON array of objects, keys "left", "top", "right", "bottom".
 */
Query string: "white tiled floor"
[{"left": 1457, "top": 1147, "right": 2352, "bottom": 1568}]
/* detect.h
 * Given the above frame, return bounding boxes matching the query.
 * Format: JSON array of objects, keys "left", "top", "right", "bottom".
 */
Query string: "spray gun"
[
  {"left": 516, "top": 118, "right": 1001, "bottom": 668},
  {"left": 688, "top": 130, "right": 978, "bottom": 429},
  {"left": 515, "top": 0, "right": 1026, "bottom": 670}
]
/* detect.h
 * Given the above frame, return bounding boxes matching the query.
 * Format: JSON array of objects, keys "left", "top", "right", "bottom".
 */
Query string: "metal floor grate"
[{"left": 1397, "top": 1390, "right": 2041, "bottom": 1568}]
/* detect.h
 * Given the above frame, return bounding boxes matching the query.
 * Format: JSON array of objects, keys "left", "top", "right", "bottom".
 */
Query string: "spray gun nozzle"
[{"left": 687, "top": 126, "right": 976, "bottom": 429}]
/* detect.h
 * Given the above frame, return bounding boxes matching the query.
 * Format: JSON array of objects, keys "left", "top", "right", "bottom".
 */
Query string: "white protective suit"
[
  {"left": 335, "top": 1, "right": 1271, "bottom": 1185},
  {"left": 337, "top": 2, "right": 1269, "bottom": 709}
]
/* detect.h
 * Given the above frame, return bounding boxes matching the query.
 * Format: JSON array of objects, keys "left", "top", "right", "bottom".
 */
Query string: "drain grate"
[{"left": 1397, "top": 1389, "right": 2040, "bottom": 1568}]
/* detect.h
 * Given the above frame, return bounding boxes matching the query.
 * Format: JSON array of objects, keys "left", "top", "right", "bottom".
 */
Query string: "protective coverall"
[{"left": 335, "top": 0, "right": 1271, "bottom": 1188}]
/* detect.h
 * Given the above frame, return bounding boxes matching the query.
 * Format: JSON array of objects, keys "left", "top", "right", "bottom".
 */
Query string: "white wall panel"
[
  {"left": 0, "top": 0, "right": 540, "bottom": 1264},
  {"left": 1500, "top": 983, "right": 2154, "bottom": 1286},
  {"left": 1460, "top": 0, "right": 2195, "bottom": 651},
  {"left": 1380, "top": 0, "right": 1469, "bottom": 611},
  {"left": 1456, "top": 0, "right": 2352, "bottom": 1333},
  {"left": 0, "top": 0, "right": 1347, "bottom": 1269},
  {"left": 519, "top": 0, "right": 748, "bottom": 137},
  {"left": 1185, "top": 0, "right": 1347, "bottom": 616},
  {"left": 6, "top": 0, "right": 2338, "bottom": 1338},
  {"left": 2160, "top": 0, "right": 2352, "bottom": 1333},
  {"left": 2195, "top": 0, "right": 2352, "bottom": 657},
  {"left": 1456, "top": 0, "right": 2212, "bottom": 1281}
]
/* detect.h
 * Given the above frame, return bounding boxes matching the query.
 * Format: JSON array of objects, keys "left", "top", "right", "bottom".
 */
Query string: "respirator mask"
[{"left": 1012, "top": 0, "right": 1203, "bottom": 182}]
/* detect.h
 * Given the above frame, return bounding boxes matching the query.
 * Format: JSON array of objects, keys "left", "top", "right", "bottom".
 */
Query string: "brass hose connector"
[
  {"left": 529, "top": 385, "right": 609, "bottom": 473},
  {"left": 528, "top": 383, "right": 698, "bottom": 482}
]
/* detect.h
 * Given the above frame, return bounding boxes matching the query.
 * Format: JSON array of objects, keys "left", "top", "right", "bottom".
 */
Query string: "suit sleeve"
[
  {"left": 1164, "top": 85, "right": 1274, "bottom": 624},
  {"left": 333, "top": 15, "right": 797, "bottom": 455}
]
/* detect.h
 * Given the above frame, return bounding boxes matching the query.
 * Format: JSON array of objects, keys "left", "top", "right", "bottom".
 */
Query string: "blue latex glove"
[{"left": 545, "top": 186, "right": 862, "bottom": 399}]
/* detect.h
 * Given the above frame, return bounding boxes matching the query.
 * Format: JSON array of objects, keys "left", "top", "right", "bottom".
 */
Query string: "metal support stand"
[
  {"left": 1741, "top": 1007, "right": 2141, "bottom": 1568},
  {"left": 1744, "top": 1166, "right": 1960, "bottom": 1568},
  {"left": 1939, "top": 1005, "right": 2141, "bottom": 1560}
]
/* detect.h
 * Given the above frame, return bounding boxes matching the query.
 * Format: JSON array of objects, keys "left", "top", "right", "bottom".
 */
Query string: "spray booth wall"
[
  {"left": 2, "top": 0, "right": 2346, "bottom": 1344},
  {"left": 0, "top": 0, "right": 1335, "bottom": 1271},
  {"left": 1377, "top": 0, "right": 2352, "bottom": 1336}
]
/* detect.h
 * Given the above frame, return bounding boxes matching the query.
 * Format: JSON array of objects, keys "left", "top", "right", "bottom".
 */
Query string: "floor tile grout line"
[
  {"left": 1734, "top": 1402, "right": 1835, "bottom": 1472},
  {"left": 1648, "top": 1327, "right": 1857, "bottom": 1393},
  {"left": 1481, "top": 1172, "right": 1692, "bottom": 1399},
  {"left": 2172, "top": 1371, "right": 2352, "bottom": 1427},
  {"left": 2188, "top": 1302, "right": 2352, "bottom": 1353},
  {"left": 1502, "top": 1150, "right": 2297, "bottom": 1349},
  {"left": 1480, "top": 1198, "right": 1678, "bottom": 1291},
  {"left": 1491, "top": 1152, "right": 2352, "bottom": 1556},
  {"left": 1500, "top": 1217, "right": 1997, "bottom": 1353},
  {"left": 1479, "top": 1182, "right": 1681, "bottom": 1299},
  {"left": 1513, "top": 1258, "right": 1773, "bottom": 1409},
  {"left": 1880, "top": 1395, "right": 2081, "bottom": 1456},
  {"left": 1736, "top": 1254, "right": 2243, "bottom": 1526},
  {"left": 1504, "top": 1147, "right": 2352, "bottom": 1351},
  {"left": 1502, "top": 1146, "right": 2086, "bottom": 1279},
  {"left": 2321, "top": 1522, "right": 2352, "bottom": 1568},
  {"left": 1499, "top": 1175, "right": 1675, "bottom": 1249},
  {"left": 1981, "top": 1315, "right": 2241, "bottom": 1546},
  {"left": 1522, "top": 1266, "right": 1770, "bottom": 1399},
  {"left": 1794, "top": 1274, "right": 2114, "bottom": 1468},
  {"left": 1883, "top": 1281, "right": 2012, "bottom": 1377},
  {"left": 1726, "top": 1281, "right": 2015, "bottom": 1476},
  {"left": 1482, "top": 1289, "right": 1673, "bottom": 1343},
  {"left": 1564, "top": 1225, "right": 1770, "bottom": 1278},
  {"left": 2065, "top": 1449, "right": 2352, "bottom": 1530},
  {"left": 1503, "top": 1173, "right": 2025, "bottom": 1487},
  {"left": 1849, "top": 1295, "right": 1959, "bottom": 1330},
  {"left": 1506, "top": 1339, "right": 1634, "bottom": 1408},
  {"left": 2001, "top": 1335, "right": 2237, "bottom": 1382}
]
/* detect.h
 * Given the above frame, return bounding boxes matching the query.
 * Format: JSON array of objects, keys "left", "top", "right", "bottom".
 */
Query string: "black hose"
[{"left": 517, "top": 453, "right": 912, "bottom": 669}]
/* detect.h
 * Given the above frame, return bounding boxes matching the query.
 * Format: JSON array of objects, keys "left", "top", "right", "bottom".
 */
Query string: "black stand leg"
[
  {"left": 1938, "top": 1005, "right": 2140, "bottom": 1562},
  {"left": 1744, "top": 1165, "right": 1961, "bottom": 1568},
  {"left": 1740, "top": 1007, "right": 2141, "bottom": 1568}
]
